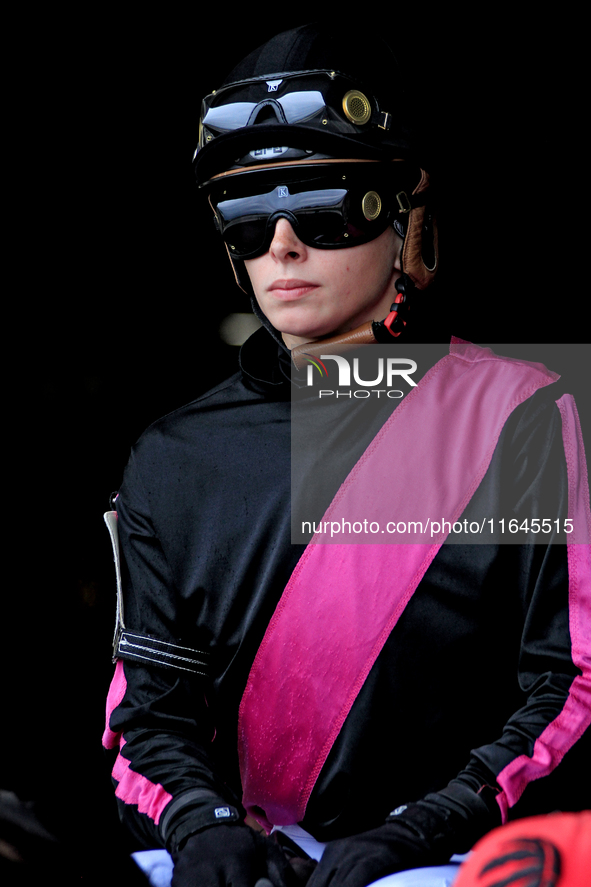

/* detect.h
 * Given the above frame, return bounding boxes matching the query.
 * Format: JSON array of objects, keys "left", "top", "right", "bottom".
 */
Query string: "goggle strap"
[{"left": 205, "top": 69, "right": 371, "bottom": 103}]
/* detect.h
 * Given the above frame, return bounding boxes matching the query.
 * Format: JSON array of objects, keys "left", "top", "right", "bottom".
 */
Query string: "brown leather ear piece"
[{"left": 401, "top": 168, "right": 438, "bottom": 291}]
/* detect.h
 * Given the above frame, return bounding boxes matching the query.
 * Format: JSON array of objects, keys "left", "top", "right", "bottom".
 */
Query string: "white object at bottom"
[
  {"left": 132, "top": 849, "right": 174, "bottom": 886},
  {"left": 274, "top": 824, "right": 465, "bottom": 885}
]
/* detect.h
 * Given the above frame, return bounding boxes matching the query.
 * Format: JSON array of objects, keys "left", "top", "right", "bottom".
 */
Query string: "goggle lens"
[
  {"left": 202, "top": 91, "right": 329, "bottom": 135},
  {"left": 210, "top": 170, "right": 399, "bottom": 258}
]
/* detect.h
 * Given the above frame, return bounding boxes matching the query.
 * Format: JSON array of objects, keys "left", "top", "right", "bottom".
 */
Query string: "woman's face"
[{"left": 244, "top": 219, "right": 403, "bottom": 348}]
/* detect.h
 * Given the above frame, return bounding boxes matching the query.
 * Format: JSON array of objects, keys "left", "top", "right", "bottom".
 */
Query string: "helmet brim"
[{"left": 194, "top": 122, "right": 413, "bottom": 187}]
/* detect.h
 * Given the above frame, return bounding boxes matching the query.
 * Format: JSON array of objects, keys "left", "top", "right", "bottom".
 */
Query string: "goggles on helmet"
[
  {"left": 198, "top": 69, "right": 392, "bottom": 153},
  {"left": 207, "top": 163, "right": 414, "bottom": 259}
]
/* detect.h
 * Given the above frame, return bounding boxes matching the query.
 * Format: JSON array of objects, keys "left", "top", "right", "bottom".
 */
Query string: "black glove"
[
  {"left": 171, "top": 822, "right": 315, "bottom": 887},
  {"left": 306, "top": 781, "right": 500, "bottom": 887},
  {"left": 305, "top": 817, "right": 439, "bottom": 887}
]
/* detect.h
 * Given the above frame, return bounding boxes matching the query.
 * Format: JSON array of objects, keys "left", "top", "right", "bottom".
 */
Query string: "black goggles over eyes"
[
  {"left": 208, "top": 165, "right": 415, "bottom": 259},
  {"left": 198, "top": 70, "right": 391, "bottom": 151}
]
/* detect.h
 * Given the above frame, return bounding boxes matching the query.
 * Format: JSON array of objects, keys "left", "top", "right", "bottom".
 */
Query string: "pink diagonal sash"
[{"left": 238, "top": 340, "right": 561, "bottom": 830}]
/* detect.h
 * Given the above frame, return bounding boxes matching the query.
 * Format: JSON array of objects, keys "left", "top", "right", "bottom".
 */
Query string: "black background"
[{"left": 4, "top": 7, "right": 589, "bottom": 882}]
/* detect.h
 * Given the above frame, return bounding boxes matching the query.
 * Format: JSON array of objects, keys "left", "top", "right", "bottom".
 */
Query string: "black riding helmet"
[
  {"left": 194, "top": 22, "right": 415, "bottom": 183},
  {"left": 194, "top": 23, "right": 438, "bottom": 300}
]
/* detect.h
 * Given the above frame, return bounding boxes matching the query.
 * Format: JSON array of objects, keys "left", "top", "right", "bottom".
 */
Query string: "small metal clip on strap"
[
  {"left": 378, "top": 110, "right": 391, "bottom": 131},
  {"left": 103, "top": 510, "right": 209, "bottom": 678},
  {"left": 396, "top": 190, "right": 413, "bottom": 213}
]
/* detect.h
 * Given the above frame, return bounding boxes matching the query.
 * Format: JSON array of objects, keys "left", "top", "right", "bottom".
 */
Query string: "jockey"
[{"left": 103, "top": 22, "right": 591, "bottom": 887}]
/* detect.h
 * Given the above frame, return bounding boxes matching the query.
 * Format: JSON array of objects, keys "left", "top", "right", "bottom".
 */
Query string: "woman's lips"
[{"left": 267, "top": 279, "right": 319, "bottom": 300}]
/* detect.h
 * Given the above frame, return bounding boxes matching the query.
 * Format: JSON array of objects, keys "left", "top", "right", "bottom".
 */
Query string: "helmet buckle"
[
  {"left": 396, "top": 191, "right": 412, "bottom": 214},
  {"left": 378, "top": 111, "right": 391, "bottom": 131}
]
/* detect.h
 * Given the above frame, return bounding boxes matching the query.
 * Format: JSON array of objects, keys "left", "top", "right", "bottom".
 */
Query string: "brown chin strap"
[{"left": 291, "top": 273, "right": 414, "bottom": 370}]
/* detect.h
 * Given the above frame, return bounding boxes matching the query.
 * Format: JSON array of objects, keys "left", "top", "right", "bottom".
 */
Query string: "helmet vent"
[
  {"left": 362, "top": 190, "right": 382, "bottom": 221},
  {"left": 342, "top": 90, "right": 371, "bottom": 125}
]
